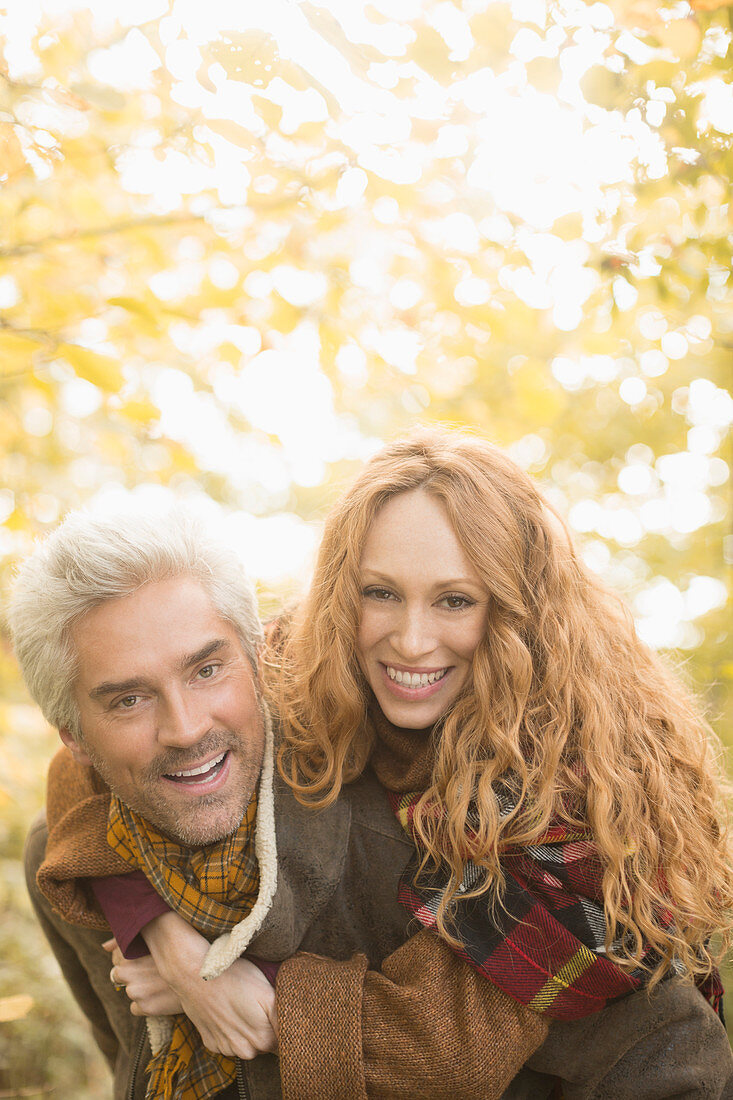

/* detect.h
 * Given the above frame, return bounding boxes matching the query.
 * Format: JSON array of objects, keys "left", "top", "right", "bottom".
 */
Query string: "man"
[{"left": 12, "top": 505, "right": 733, "bottom": 1100}]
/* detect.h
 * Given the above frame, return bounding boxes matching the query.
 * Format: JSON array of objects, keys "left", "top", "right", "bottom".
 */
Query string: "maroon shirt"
[
  {"left": 91, "top": 872, "right": 280, "bottom": 984},
  {"left": 92, "top": 871, "right": 169, "bottom": 958}
]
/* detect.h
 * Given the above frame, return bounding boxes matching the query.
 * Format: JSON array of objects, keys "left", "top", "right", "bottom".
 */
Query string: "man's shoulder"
[
  {"left": 271, "top": 763, "right": 411, "bottom": 849},
  {"left": 342, "top": 767, "right": 414, "bottom": 847}
]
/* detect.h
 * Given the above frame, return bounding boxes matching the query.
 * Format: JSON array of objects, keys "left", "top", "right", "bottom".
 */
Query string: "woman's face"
[{"left": 356, "top": 488, "right": 490, "bottom": 729}]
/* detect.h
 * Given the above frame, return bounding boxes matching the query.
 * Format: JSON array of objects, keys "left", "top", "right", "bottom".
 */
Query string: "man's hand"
[{"left": 122, "top": 911, "right": 279, "bottom": 1059}]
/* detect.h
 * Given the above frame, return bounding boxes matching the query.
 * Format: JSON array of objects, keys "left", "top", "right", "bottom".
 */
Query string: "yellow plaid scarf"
[{"left": 107, "top": 793, "right": 260, "bottom": 1100}]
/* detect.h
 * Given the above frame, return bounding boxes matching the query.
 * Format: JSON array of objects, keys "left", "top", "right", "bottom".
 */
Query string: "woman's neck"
[{"left": 367, "top": 700, "right": 437, "bottom": 793}]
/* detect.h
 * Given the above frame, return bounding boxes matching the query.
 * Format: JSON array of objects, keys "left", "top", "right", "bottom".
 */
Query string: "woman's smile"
[
  {"left": 381, "top": 663, "right": 452, "bottom": 699},
  {"left": 385, "top": 663, "right": 449, "bottom": 685}
]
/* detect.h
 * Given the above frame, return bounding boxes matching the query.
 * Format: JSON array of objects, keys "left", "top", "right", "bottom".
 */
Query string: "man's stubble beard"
[{"left": 76, "top": 708, "right": 265, "bottom": 848}]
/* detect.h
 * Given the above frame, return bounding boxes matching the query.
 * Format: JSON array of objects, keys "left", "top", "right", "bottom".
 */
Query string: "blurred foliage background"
[{"left": 0, "top": 0, "right": 731, "bottom": 1094}]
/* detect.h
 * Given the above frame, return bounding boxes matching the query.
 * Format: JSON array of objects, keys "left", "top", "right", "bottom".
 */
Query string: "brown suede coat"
[
  {"left": 31, "top": 747, "right": 546, "bottom": 1099},
  {"left": 30, "top": 744, "right": 733, "bottom": 1099}
]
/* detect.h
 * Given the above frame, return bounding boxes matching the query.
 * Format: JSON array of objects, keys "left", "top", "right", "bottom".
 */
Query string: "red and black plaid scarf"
[{"left": 390, "top": 790, "right": 724, "bottom": 1022}]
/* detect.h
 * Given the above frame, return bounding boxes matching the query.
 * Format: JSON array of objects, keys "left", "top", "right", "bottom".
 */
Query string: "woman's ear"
[{"left": 58, "top": 726, "right": 93, "bottom": 766}]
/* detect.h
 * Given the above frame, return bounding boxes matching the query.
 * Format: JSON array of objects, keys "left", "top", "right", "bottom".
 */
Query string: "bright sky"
[{"left": 1, "top": 0, "right": 730, "bottom": 643}]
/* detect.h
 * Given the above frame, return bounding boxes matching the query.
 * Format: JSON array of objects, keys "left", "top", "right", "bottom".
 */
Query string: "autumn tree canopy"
[{"left": 0, "top": 0, "right": 731, "bottom": 1089}]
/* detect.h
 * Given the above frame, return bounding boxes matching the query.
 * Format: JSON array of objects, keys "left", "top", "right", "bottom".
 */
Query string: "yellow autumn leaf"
[
  {"left": 57, "top": 344, "right": 124, "bottom": 392},
  {"left": 68, "top": 81, "right": 126, "bottom": 111},
  {"left": 291, "top": 120, "right": 328, "bottom": 143},
  {"left": 0, "top": 407, "right": 20, "bottom": 445},
  {"left": 605, "top": 0, "right": 660, "bottom": 30},
  {"left": 2, "top": 508, "right": 25, "bottom": 531},
  {"left": 107, "top": 296, "right": 161, "bottom": 337},
  {"left": 205, "top": 118, "right": 257, "bottom": 149},
  {"left": 319, "top": 323, "right": 341, "bottom": 369},
  {"left": 270, "top": 293, "right": 301, "bottom": 334},
  {"left": 252, "top": 95, "right": 283, "bottom": 132},
  {"left": 117, "top": 400, "right": 159, "bottom": 424},
  {"left": 0, "top": 331, "right": 43, "bottom": 375},
  {"left": 0, "top": 122, "right": 28, "bottom": 180},
  {"left": 0, "top": 995, "right": 34, "bottom": 1023},
  {"left": 299, "top": 4, "right": 383, "bottom": 74},
  {"left": 655, "top": 18, "right": 702, "bottom": 58},
  {"left": 48, "top": 85, "right": 91, "bottom": 111}
]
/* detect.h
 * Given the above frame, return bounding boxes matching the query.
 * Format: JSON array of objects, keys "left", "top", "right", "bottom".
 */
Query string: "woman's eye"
[
  {"left": 364, "top": 587, "right": 394, "bottom": 601},
  {"left": 441, "top": 594, "right": 475, "bottom": 610}
]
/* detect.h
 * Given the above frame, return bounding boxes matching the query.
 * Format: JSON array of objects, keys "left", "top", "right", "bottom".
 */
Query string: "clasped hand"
[{"left": 104, "top": 912, "right": 278, "bottom": 1060}]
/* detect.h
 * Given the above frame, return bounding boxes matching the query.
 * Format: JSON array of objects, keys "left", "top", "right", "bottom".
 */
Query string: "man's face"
[{"left": 63, "top": 575, "right": 264, "bottom": 846}]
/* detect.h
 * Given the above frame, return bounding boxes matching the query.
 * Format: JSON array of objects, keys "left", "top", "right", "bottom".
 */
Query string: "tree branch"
[
  {"left": 0, "top": 189, "right": 310, "bottom": 258},
  {"left": 0, "top": 212, "right": 209, "bottom": 257}
]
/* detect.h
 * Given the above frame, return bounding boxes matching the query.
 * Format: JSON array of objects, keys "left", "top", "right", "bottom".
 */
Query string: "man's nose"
[{"left": 157, "top": 689, "right": 210, "bottom": 748}]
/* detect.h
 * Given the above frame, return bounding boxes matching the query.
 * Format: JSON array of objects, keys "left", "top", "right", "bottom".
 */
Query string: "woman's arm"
[
  {"left": 109, "top": 911, "right": 278, "bottom": 1060},
  {"left": 276, "top": 929, "right": 549, "bottom": 1100},
  {"left": 276, "top": 934, "right": 733, "bottom": 1100}
]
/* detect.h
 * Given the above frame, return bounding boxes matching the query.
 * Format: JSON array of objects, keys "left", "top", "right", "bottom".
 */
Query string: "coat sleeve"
[
  {"left": 275, "top": 928, "right": 549, "bottom": 1100},
  {"left": 524, "top": 976, "right": 733, "bottom": 1100}
]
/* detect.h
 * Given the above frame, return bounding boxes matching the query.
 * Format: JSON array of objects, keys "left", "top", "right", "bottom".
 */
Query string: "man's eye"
[
  {"left": 198, "top": 664, "right": 217, "bottom": 679},
  {"left": 117, "top": 695, "right": 139, "bottom": 709}
]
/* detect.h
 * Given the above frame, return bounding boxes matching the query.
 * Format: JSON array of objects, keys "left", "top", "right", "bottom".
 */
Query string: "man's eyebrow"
[
  {"left": 89, "top": 677, "right": 153, "bottom": 701},
  {"left": 178, "top": 639, "right": 232, "bottom": 672},
  {"left": 88, "top": 640, "right": 232, "bottom": 701}
]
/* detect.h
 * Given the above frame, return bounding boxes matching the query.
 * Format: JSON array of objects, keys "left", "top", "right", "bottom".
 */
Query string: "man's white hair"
[{"left": 8, "top": 505, "right": 263, "bottom": 736}]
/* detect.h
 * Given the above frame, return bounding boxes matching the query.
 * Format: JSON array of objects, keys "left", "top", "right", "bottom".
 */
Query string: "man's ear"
[{"left": 58, "top": 726, "right": 92, "bottom": 766}]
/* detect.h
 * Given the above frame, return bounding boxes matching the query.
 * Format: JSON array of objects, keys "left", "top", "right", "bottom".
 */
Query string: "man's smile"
[{"left": 162, "top": 750, "right": 231, "bottom": 789}]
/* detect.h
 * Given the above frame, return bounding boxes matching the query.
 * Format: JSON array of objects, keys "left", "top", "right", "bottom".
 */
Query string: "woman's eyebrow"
[{"left": 360, "top": 569, "right": 484, "bottom": 589}]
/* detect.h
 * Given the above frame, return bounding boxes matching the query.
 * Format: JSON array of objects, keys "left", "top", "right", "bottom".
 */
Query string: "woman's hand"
[
  {"left": 175, "top": 956, "right": 279, "bottom": 1060},
  {"left": 105, "top": 941, "right": 183, "bottom": 1016},
  {"left": 129, "top": 911, "right": 279, "bottom": 1059}
]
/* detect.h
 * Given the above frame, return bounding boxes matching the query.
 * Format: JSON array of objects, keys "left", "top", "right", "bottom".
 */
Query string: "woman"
[
  {"left": 108, "top": 428, "right": 733, "bottom": 1097},
  {"left": 269, "top": 427, "right": 733, "bottom": 1085}
]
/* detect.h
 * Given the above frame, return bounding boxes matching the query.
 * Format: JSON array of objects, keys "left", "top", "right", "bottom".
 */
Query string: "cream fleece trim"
[
  {"left": 200, "top": 700, "right": 278, "bottom": 978},
  {"left": 146, "top": 701, "right": 279, "bottom": 1055}
]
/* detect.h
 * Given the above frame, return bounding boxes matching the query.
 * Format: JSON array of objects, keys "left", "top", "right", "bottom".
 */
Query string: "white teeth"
[
  {"left": 385, "top": 667, "right": 447, "bottom": 688},
  {"left": 170, "top": 752, "right": 225, "bottom": 778}
]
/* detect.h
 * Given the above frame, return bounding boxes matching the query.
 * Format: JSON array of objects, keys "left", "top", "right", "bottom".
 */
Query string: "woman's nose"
[{"left": 391, "top": 605, "right": 436, "bottom": 660}]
